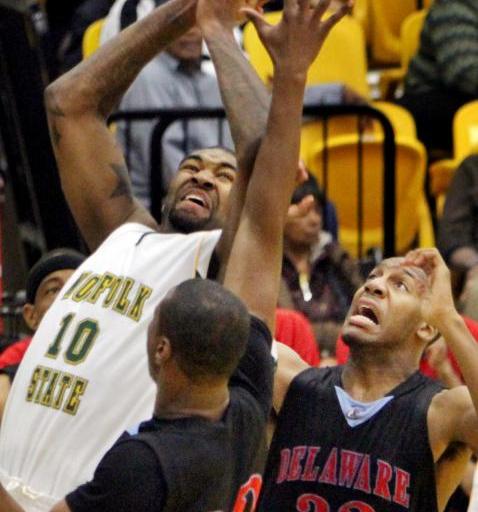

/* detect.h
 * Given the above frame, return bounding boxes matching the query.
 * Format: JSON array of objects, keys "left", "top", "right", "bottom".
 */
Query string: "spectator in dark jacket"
[{"left": 279, "top": 174, "right": 362, "bottom": 360}]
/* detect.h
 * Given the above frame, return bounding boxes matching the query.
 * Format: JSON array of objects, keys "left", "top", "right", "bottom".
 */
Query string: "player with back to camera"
[{"left": 0, "top": 0, "right": 273, "bottom": 509}]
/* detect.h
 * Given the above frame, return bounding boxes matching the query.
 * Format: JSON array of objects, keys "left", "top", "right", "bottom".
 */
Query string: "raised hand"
[
  {"left": 196, "top": 0, "right": 267, "bottom": 30},
  {"left": 242, "top": 0, "right": 352, "bottom": 77},
  {"left": 403, "top": 248, "right": 458, "bottom": 331}
]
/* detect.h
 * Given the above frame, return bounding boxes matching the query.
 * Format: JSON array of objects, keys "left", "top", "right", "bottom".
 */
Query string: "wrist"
[
  {"left": 436, "top": 311, "right": 465, "bottom": 340},
  {"left": 273, "top": 66, "right": 307, "bottom": 85},
  {"left": 201, "top": 20, "right": 235, "bottom": 39}
]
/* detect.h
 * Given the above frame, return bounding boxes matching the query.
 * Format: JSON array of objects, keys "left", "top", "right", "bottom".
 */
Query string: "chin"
[
  {"left": 168, "top": 209, "right": 214, "bottom": 234},
  {"left": 342, "top": 328, "right": 377, "bottom": 349}
]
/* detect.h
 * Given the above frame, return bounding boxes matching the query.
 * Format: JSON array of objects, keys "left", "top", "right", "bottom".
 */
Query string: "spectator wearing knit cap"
[{"left": 0, "top": 248, "right": 85, "bottom": 422}]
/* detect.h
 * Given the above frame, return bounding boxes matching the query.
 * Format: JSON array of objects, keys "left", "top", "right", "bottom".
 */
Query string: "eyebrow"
[
  {"left": 178, "top": 155, "right": 237, "bottom": 172},
  {"left": 402, "top": 269, "right": 416, "bottom": 280},
  {"left": 39, "top": 276, "right": 63, "bottom": 290}
]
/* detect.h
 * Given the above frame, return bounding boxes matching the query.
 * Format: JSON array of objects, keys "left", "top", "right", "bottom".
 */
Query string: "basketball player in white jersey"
[{"left": 0, "top": 0, "right": 276, "bottom": 509}]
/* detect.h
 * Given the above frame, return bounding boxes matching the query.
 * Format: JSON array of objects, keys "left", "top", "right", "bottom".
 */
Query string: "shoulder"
[
  {"left": 93, "top": 222, "right": 159, "bottom": 252},
  {"left": 250, "top": 315, "right": 273, "bottom": 346},
  {"left": 66, "top": 434, "right": 166, "bottom": 512},
  {"left": 100, "top": 435, "right": 161, "bottom": 474},
  {"left": 274, "top": 343, "right": 324, "bottom": 413}
]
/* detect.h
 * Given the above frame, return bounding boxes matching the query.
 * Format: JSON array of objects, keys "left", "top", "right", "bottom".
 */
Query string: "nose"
[
  {"left": 364, "top": 278, "right": 386, "bottom": 298},
  {"left": 191, "top": 170, "right": 215, "bottom": 190}
]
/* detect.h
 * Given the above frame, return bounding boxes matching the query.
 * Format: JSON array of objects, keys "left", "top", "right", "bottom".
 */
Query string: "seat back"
[
  {"left": 306, "top": 134, "right": 427, "bottom": 257},
  {"left": 373, "top": 101, "right": 418, "bottom": 138},
  {"left": 82, "top": 18, "right": 105, "bottom": 59},
  {"left": 243, "top": 11, "right": 369, "bottom": 97},
  {"left": 453, "top": 101, "right": 478, "bottom": 160},
  {"left": 369, "top": 0, "right": 417, "bottom": 64},
  {"left": 400, "top": 9, "right": 427, "bottom": 72}
]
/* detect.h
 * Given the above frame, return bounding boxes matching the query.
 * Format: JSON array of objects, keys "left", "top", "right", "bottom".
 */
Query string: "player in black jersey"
[
  {"left": 0, "top": 0, "right": 351, "bottom": 511},
  {"left": 259, "top": 250, "right": 478, "bottom": 512}
]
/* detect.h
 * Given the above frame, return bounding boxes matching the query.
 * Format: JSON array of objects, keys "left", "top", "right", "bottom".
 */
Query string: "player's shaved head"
[{"left": 157, "top": 279, "right": 250, "bottom": 382}]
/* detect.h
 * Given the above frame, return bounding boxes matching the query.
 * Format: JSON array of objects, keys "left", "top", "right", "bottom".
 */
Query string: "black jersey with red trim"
[
  {"left": 258, "top": 366, "right": 443, "bottom": 512},
  {"left": 66, "top": 316, "right": 273, "bottom": 512}
]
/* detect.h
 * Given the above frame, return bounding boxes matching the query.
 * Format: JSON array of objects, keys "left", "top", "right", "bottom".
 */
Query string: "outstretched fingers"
[
  {"left": 316, "top": 0, "right": 352, "bottom": 31},
  {"left": 241, "top": 6, "right": 270, "bottom": 34},
  {"left": 311, "top": 0, "right": 332, "bottom": 20}
]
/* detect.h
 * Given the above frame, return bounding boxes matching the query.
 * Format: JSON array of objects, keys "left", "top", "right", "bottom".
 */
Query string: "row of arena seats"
[
  {"left": 355, "top": 0, "right": 434, "bottom": 66},
  {"left": 80, "top": 6, "right": 478, "bottom": 261}
]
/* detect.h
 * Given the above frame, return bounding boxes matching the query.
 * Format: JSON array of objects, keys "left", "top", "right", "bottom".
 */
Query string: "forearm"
[
  {"left": 439, "top": 313, "right": 478, "bottom": 413},
  {"left": 203, "top": 27, "right": 270, "bottom": 172},
  {"left": 45, "top": 0, "right": 196, "bottom": 118},
  {"left": 224, "top": 70, "right": 306, "bottom": 329},
  {"left": 203, "top": 26, "right": 270, "bottom": 274},
  {"left": 248, "top": 69, "right": 306, "bottom": 224}
]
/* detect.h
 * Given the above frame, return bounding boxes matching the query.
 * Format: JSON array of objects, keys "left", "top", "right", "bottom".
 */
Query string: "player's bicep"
[
  {"left": 452, "top": 387, "right": 478, "bottom": 452},
  {"left": 430, "top": 387, "right": 478, "bottom": 456},
  {"left": 46, "top": 108, "right": 157, "bottom": 251},
  {"left": 223, "top": 215, "right": 283, "bottom": 332},
  {"left": 274, "top": 342, "right": 309, "bottom": 414}
]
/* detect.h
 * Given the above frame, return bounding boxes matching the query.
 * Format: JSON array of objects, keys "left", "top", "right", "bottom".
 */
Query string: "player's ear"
[
  {"left": 155, "top": 335, "right": 172, "bottom": 366},
  {"left": 416, "top": 321, "right": 440, "bottom": 345},
  {"left": 23, "top": 303, "right": 39, "bottom": 331}
]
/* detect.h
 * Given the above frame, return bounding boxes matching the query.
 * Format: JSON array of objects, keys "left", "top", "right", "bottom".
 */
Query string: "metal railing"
[{"left": 110, "top": 104, "right": 396, "bottom": 257}]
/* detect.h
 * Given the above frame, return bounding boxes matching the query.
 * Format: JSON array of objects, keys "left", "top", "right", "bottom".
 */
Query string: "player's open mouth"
[
  {"left": 358, "top": 306, "right": 379, "bottom": 324},
  {"left": 179, "top": 191, "right": 211, "bottom": 211},
  {"left": 349, "top": 303, "right": 380, "bottom": 329}
]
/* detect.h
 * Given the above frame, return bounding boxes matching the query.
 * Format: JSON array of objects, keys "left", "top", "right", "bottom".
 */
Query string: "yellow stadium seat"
[
  {"left": 430, "top": 100, "right": 478, "bottom": 207},
  {"left": 304, "top": 105, "right": 431, "bottom": 257},
  {"left": 243, "top": 11, "right": 370, "bottom": 97},
  {"left": 352, "top": 0, "right": 371, "bottom": 44},
  {"left": 82, "top": 18, "right": 105, "bottom": 59},
  {"left": 376, "top": 9, "right": 427, "bottom": 99},
  {"left": 301, "top": 102, "right": 418, "bottom": 170},
  {"left": 373, "top": 101, "right": 418, "bottom": 138},
  {"left": 400, "top": 9, "right": 427, "bottom": 72},
  {"left": 369, "top": 0, "right": 417, "bottom": 65}
]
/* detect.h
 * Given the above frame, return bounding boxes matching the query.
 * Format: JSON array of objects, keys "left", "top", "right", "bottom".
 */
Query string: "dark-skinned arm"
[
  {"left": 44, "top": 0, "right": 199, "bottom": 251},
  {"left": 223, "top": 0, "right": 351, "bottom": 332},
  {"left": 405, "top": 249, "right": 478, "bottom": 456},
  {"left": 196, "top": 0, "right": 271, "bottom": 273},
  {"left": 0, "top": 484, "right": 71, "bottom": 512}
]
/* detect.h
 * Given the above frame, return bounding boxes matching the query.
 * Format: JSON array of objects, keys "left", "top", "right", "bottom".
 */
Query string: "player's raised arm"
[
  {"left": 223, "top": 0, "right": 352, "bottom": 333},
  {"left": 195, "top": 0, "right": 271, "bottom": 271},
  {"left": 404, "top": 249, "right": 478, "bottom": 459},
  {"left": 44, "top": 0, "right": 201, "bottom": 251}
]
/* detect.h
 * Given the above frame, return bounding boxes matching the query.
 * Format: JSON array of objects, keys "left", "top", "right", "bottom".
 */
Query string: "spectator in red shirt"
[
  {"left": 275, "top": 308, "right": 320, "bottom": 366},
  {"left": 0, "top": 249, "right": 85, "bottom": 421}
]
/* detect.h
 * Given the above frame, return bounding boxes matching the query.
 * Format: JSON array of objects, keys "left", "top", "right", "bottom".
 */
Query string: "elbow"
[{"left": 44, "top": 71, "right": 96, "bottom": 119}]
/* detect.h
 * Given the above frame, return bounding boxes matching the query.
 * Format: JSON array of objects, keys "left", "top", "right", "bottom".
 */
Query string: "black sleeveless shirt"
[{"left": 258, "top": 366, "right": 443, "bottom": 512}]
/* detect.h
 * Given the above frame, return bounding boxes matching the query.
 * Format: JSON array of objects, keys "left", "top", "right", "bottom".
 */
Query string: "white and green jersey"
[{"left": 0, "top": 223, "right": 221, "bottom": 511}]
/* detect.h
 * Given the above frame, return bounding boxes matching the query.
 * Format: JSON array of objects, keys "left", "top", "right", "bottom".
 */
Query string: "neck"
[
  {"left": 154, "top": 380, "right": 230, "bottom": 421},
  {"left": 284, "top": 240, "right": 311, "bottom": 270},
  {"left": 342, "top": 343, "right": 421, "bottom": 402}
]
